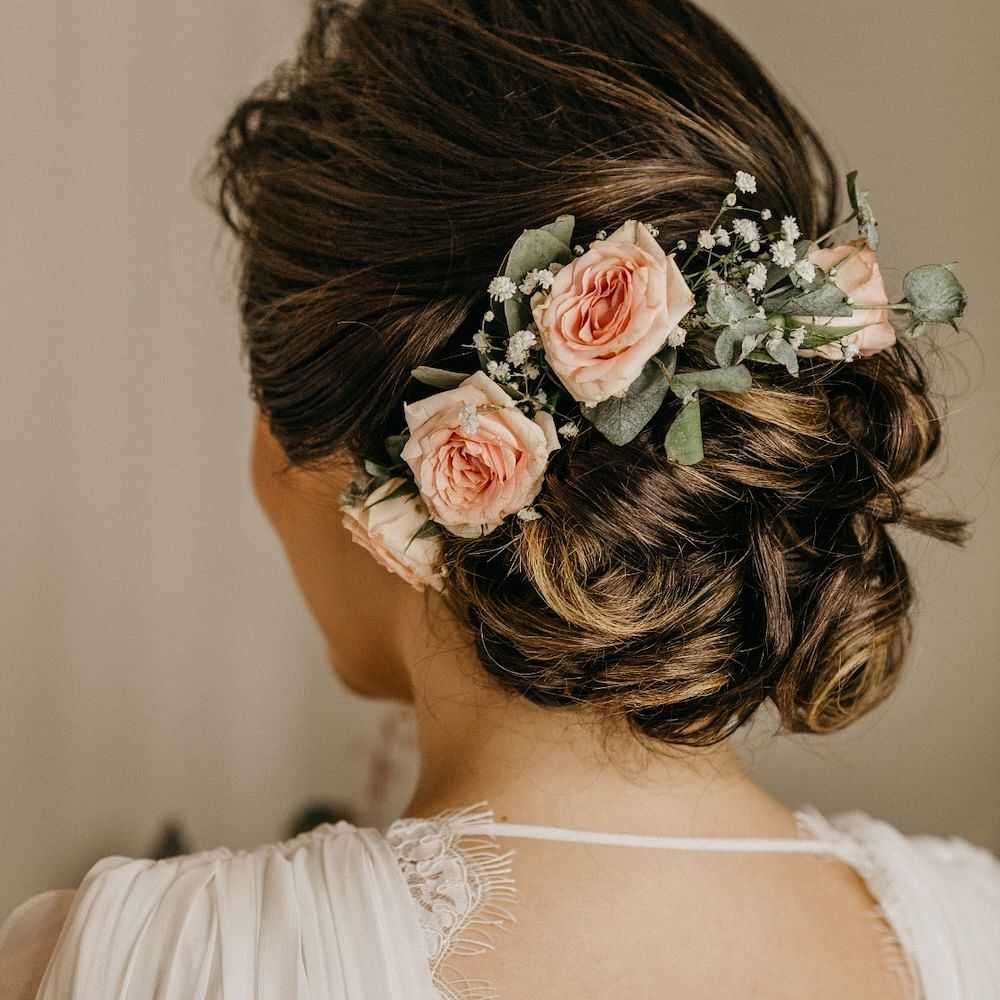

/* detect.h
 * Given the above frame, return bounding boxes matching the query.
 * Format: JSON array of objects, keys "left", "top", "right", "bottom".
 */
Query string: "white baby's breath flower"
[
  {"left": 484, "top": 310, "right": 495, "bottom": 322},
  {"left": 750, "top": 241, "right": 761, "bottom": 253},
  {"left": 516, "top": 506, "right": 542, "bottom": 522},
  {"left": 558, "top": 421, "right": 579, "bottom": 439},
  {"left": 770, "top": 240, "right": 797, "bottom": 269},
  {"left": 523, "top": 363, "right": 541, "bottom": 379},
  {"left": 760, "top": 208, "right": 773, "bottom": 221},
  {"left": 698, "top": 229, "right": 716, "bottom": 251},
  {"left": 842, "top": 341, "right": 861, "bottom": 362},
  {"left": 486, "top": 360, "right": 511, "bottom": 382},
  {"left": 534, "top": 389, "right": 548, "bottom": 406},
  {"left": 472, "top": 331, "right": 490, "bottom": 352},
  {"left": 519, "top": 271, "right": 540, "bottom": 295},
  {"left": 781, "top": 216, "right": 801, "bottom": 243},
  {"left": 643, "top": 223, "right": 660, "bottom": 238},
  {"left": 573, "top": 244, "right": 585, "bottom": 256},
  {"left": 595, "top": 229, "right": 608, "bottom": 240},
  {"left": 747, "top": 263, "right": 768, "bottom": 293},
  {"left": 713, "top": 228, "right": 731, "bottom": 248},
  {"left": 506, "top": 328, "right": 538, "bottom": 367},
  {"left": 725, "top": 193, "right": 738, "bottom": 207},
  {"left": 736, "top": 171, "right": 758, "bottom": 194},
  {"left": 676, "top": 239, "right": 688, "bottom": 251},
  {"left": 733, "top": 218, "right": 761, "bottom": 244},
  {"left": 666, "top": 325, "right": 687, "bottom": 347},
  {"left": 788, "top": 328, "right": 806, "bottom": 350},
  {"left": 793, "top": 259, "right": 817, "bottom": 284},
  {"left": 535, "top": 268, "right": 555, "bottom": 290},
  {"left": 458, "top": 401, "right": 480, "bottom": 435},
  {"left": 488, "top": 276, "right": 517, "bottom": 302}
]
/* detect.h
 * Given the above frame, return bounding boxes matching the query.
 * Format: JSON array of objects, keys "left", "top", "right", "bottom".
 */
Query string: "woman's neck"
[{"left": 400, "top": 617, "right": 798, "bottom": 839}]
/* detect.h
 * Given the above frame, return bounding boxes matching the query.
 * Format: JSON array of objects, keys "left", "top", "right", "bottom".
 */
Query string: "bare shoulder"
[{"left": 0, "top": 891, "right": 75, "bottom": 1000}]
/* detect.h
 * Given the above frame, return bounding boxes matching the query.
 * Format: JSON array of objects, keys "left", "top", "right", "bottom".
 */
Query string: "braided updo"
[{"left": 212, "top": 0, "right": 965, "bottom": 748}]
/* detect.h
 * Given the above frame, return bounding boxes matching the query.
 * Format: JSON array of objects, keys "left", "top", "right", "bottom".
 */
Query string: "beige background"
[{"left": 1, "top": 1, "right": 997, "bottom": 920}]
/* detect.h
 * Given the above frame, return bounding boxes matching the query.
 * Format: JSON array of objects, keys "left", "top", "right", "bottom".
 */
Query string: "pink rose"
[
  {"left": 341, "top": 478, "right": 445, "bottom": 592},
  {"left": 530, "top": 220, "right": 694, "bottom": 404},
  {"left": 401, "top": 371, "right": 559, "bottom": 538},
  {"left": 800, "top": 240, "right": 896, "bottom": 360}
]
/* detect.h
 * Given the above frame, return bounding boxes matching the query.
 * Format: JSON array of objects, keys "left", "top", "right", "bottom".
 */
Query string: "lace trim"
[
  {"left": 385, "top": 803, "right": 517, "bottom": 1000},
  {"left": 794, "top": 807, "right": 922, "bottom": 1000}
]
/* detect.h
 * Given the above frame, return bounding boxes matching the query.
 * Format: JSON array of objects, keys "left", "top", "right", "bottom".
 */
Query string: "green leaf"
[
  {"left": 367, "top": 480, "right": 418, "bottom": 506},
  {"left": 746, "top": 349, "right": 784, "bottom": 365},
  {"left": 504, "top": 297, "right": 532, "bottom": 341},
  {"left": 715, "top": 318, "right": 770, "bottom": 367},
  {"left": 847, "top": 170, "right": 879, "bottom": 250},
  {"left": 902, "top": 264, "right": 967, "bottom": 324},
  {"left": 768, "top": 280, "right": 853, "bottom": 317},
  {"left": 797, "top": 320, "right": 869, "bottom": 349},
  {"left": 665, "top": 397, "right": 704, "bottom": 465},
  {"left": 504, "top": 226, "right": 574, "bottom": 286},
  {"left": 670, "top": 365, "right": 752, "bottom": 402},
  {"left": 580, "top": 358, "right": 671, "bottom": 446},
  {"left": 411, "top": 366, "right": 469, "bottom": 389},
  {"left": 384, "top": 434, "right": 406, "bottom": 464},
  {"left": 705, "top": 282, "right": 758, "bottom": 327},
  {"left": 539, "top": 215, "right": 576, "bottom": 248},
  {"left": 406, "top": 519, "right": 441, "bottom": 551},
  {"left": 364, "top": 459, "right": 395, "bottom": 480},
  {"left": 764, "top": 337, "right": 799, "bottom": 376}
]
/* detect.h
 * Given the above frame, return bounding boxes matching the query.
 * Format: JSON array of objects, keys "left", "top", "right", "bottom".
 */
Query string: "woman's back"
[{"left": 6, "top": 801, "right": 998, "bottom": 999}]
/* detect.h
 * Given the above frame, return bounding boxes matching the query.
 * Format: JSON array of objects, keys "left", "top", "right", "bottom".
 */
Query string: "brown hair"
[{"left": 212, "top": 0, "right": 965, "bottom": 748}]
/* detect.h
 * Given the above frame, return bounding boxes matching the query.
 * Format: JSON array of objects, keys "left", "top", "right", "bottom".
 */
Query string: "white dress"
[{"left": 1, "top": 803, "right": 998, "bottom": 1000}]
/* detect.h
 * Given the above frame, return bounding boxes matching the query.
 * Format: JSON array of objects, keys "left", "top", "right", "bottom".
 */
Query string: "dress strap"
[{"left": 477, "top": 818, "right": 843, "bottom": 856}]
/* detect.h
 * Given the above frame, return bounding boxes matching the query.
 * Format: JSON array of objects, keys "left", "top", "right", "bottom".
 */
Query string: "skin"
[{"left": 250, "top": 410, "right": 913, "bottom": 1000}]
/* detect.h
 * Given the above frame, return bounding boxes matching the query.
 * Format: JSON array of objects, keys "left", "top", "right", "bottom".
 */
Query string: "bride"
[{"left": 2, "top": 1, "right": 996, "bottom": 997}]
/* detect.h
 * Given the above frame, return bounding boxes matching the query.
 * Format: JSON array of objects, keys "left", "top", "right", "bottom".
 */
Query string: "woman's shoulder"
[
  {"left": 800, "top": 805, "right": 1000, "bottom": 994},
  {"left": 1, "top": 819, "right": 444, "bottom": 1000}
]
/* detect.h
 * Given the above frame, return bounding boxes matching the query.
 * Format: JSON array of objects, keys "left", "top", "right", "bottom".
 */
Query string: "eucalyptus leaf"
[
  {"left": 670, "top": 365, "right": 752, "bottom": 402},
  {"left": 406, "top": 519, "right": 441, "bottom": 551},
  {"left": 705, "top": 282, "right": 758, "bottom": 327},
  {"left": 504, "top": 227, "right": 574, "bottom": 286},
  {"left": 847, "top": 170, "right": 879, "bottom": 250},
  {"left": 367, "top": 481, "right": 418, "bottom": 506},
  {"left": 504, "top": 297, "right": 532, "bottom": 340},
  {"left": 364, "top": 459, "right": 395, "bottom": 480},
  {"left": 798, "top": 320, "right": 869, "bottom": 349},
  {"left": 665, "top": 396, "right": 704, "bottom": 465},
  {"left": 540, "top": 215, "right": 576, "bottom": 248},
  {"left": 580, "top": 359, "right": 671, "bottom": 446},
  {"left": 746, "top": 349, "right": 783, "bottom": 365},
  {"left": 764, "top": 338, "right": 799, "bottom": 375},
  {"left": 902, "top": 264, "right": 967, "bottom": 324},
  {"left": 714, "top": 317, "right": 770, "bottom": 367},
  {"left": 768, "top": 280, "right": 853, "bottom": 318},
  {"left": 411, "top": 366, "right": 469, "bottom": 389},
  {"left": 384, "top": 434, "right": 406, "bottom": 464}
]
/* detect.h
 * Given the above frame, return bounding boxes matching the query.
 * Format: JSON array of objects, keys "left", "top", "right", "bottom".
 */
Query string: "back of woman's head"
[{"left": 213, "top": 0, "right": 965, "bottom": 749}]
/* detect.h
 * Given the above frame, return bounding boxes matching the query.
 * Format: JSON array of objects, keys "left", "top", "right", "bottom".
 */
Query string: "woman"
[{"left": 2, "top": 1, "right": 997, "bottom": 997}]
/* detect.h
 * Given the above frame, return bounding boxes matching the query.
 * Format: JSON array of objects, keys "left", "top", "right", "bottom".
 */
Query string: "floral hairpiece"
[{"left": 341, "top": 170, "right": 968, "bottom": 591}]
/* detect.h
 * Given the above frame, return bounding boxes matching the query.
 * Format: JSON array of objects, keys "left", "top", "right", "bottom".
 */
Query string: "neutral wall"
[{"left": 1, "top": 1, "right": 997, "bottom": 919}]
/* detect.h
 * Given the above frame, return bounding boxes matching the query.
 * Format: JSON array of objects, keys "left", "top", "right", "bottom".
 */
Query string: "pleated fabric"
[{"left": 29, "top": 822, "right": 440, "bottom": 1000}]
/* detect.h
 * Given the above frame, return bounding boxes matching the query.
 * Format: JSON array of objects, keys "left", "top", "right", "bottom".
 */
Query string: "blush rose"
[
  {"left": 400, "top": 371, "right": 559, "bottom": 538},
  {"left": 530, "top": 220, "right": 694, "bottom": 404},
  {"left": 341, "top": 478, "right": 445, "bottom": 592},
  {"left": 800, "top": 240, "right": 897, "bottom": 360}
]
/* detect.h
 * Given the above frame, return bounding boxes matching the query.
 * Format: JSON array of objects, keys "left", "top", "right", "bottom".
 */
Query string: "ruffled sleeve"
[
  {"left": 25, "top": 823, "right": 440, "bottom": 1000},
  {"left": 824, "top": 811, "right": 1000, "bottom": 999}
]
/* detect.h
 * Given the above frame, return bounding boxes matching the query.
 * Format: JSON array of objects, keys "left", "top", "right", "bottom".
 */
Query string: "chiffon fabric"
[{"left": 2, "top": 804, "right": 998, "bottom": 1000}]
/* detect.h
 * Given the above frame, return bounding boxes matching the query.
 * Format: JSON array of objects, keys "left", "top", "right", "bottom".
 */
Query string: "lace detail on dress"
[{"left": 385, "top": 803, "right": 517, "bottom": 1000}]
